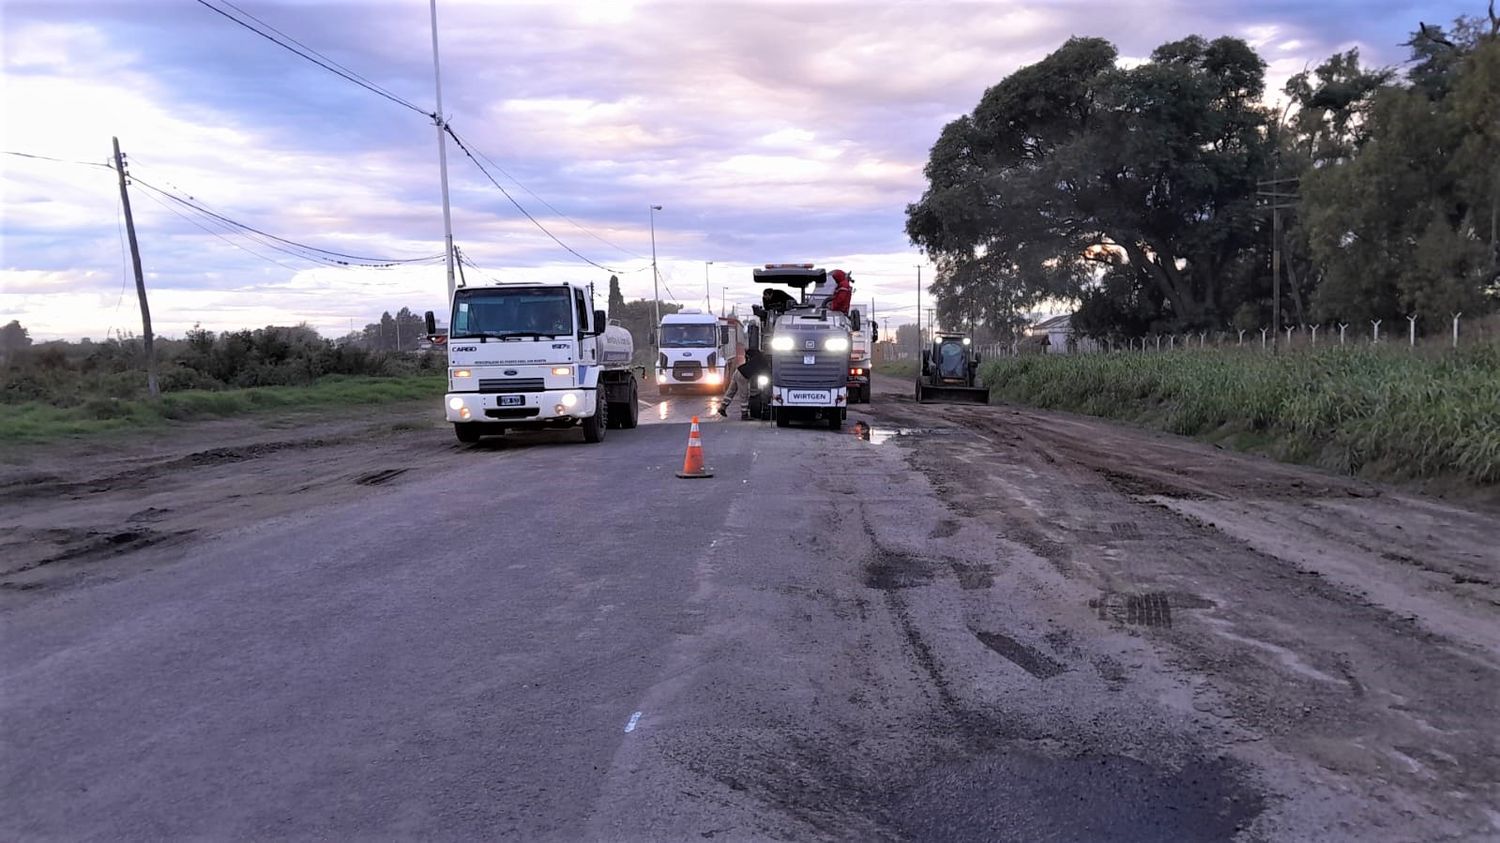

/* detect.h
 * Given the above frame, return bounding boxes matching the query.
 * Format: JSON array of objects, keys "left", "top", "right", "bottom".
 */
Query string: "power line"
[
  {"left": 193, "top": 0, "right": 430, "bottom": 117},
  {"left": 2, "top": 150, "right": 112, "bottom": 169},
  {"left": 443, "top": 124, "right": 629, "bottom": 274},
  {"left": 463, "top": 141, "right": 647, "bottom": 260},
  {"left": 135, "top": 185, "right": 309, "bottom": 272},
  {"left": 191, "top": 6, "right": 653, "bottom": 275},
  {"left": 130, "top": 175, "right": 444, "bottom": 267}
]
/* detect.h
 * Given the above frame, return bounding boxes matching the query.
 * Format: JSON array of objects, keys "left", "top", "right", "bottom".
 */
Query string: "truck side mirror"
[
  {"left": 593, "top": 309, "right": 607, "bottom": 335},
  {"left": 720, "top": 326, "right": 730, "bottom": 346},
  {"left": 850, "top": 311, "right": 861, "bottom": 332},
  {"left": 424, "top": 310, "right": 436, "bottom": 335}
]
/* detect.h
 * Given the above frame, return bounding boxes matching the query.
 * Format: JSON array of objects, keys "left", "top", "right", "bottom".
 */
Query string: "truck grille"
[
  {"left": 773, "top": 356, "right": 847, "bottom": 388},
  {"left": 484, "top": 407, "right": 540, "bottom": 419},
  {"left": 671, "top": 362, "right": 703, "bottom": 381},
  {"left": 478, "top": 378, "right": 545, "bottom": 393}
]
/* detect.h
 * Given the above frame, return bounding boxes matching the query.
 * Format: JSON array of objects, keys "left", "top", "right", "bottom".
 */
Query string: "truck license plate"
[
  {"left": 499, "top": 395, "right": 524, "bottom": 407},
  {"left": 803, "top": 355, "right": 816, "bottom": 365}
]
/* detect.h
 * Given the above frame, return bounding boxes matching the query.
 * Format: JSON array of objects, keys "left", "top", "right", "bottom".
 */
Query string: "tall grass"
[
  {"left": 979, "top": 345, "right": 1500, "bottom": 484},
  {"left": 0, "top": 375, "right": 444, "bottom": 444}
]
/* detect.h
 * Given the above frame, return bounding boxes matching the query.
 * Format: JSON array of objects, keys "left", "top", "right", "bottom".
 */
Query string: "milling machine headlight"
[
  {"left": 770, "top": 335, "right": 794, "bottom": 351},
  {"left": 448, "top": 397, "right": 465, "bottom": 411},
  {"left": 756, "top": 375, "right": 770, "bottom": 387},
  {"left": 561, "top": 392, "right": 579, "bottom": 408},
  {"left": 824, "top": 337, "right": 850, "bottom": 352},
  {"left": 962, "top": 337, "right": 972, "bottom": 346}
]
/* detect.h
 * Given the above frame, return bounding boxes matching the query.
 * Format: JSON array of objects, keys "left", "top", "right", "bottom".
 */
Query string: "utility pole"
[
  {"left": 650, "top": 204, "right": 663, "bottom": 330},
  {"left": 704, "top": 260, "right": 713, "bottom": 311},
  {"left": 112, "top": 137, "right": 158, "bottom": 398},
  {"left": 915, "top": 264, "right": 922, "bottom": 359},
  {"left": 429, "top": 0, "right": 456, "bottom": 306},
  {"left": 1257, "top": 175, "right": 1299, "bottom": 354}
]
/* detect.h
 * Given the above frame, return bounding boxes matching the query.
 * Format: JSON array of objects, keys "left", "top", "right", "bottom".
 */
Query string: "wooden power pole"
[{"left": 112, "top": 137, "right": 159, "bottom": 398}]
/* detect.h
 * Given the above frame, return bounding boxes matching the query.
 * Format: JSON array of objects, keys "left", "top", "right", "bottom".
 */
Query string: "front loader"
[{"left": 915, "top": 334, "right": 990, "bottom": 404}]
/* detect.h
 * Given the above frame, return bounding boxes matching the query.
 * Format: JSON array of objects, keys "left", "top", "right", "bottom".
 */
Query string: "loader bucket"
[{"left": 915, "top": 381, "right": 991, "bottom": 404}]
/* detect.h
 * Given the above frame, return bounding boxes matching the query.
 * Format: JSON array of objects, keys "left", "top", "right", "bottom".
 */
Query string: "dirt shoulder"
[
  {"left": 0, "top": 400, "right": 460, "bottom": 602},
  {"left": 864, "top": 374, "right": 1500, "bottom": 838}
]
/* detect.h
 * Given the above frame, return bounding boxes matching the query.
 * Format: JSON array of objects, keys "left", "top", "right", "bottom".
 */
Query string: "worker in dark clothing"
[{"left": 718, "top": 348, "right": 770, "bottom": 418}]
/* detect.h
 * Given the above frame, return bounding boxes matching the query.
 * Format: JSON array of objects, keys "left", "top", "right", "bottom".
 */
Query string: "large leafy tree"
[
  {"left": 1301, "top": 11, "right": 1499, "bottom": 323},
  {"left": 907, "top": 35, "right": 1272, "bottom": 334}
]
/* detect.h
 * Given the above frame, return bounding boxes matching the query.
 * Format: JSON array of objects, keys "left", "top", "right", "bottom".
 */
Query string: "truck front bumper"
[{"left": 445, "top": 389, "right": 598, "bottom": 424}]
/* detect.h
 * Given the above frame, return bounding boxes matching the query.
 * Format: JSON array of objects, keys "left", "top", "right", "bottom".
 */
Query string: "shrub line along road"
[{"left": 2, "top": 376, "right": 1496, "bottom": 840}]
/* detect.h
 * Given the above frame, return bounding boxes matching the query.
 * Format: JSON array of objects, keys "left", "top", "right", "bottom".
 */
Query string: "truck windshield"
[
  {"left": 452, "top": 288, "right": 574, "bottom": 338},
  {"left": 659, "top": 325, "right": 717, "bottom": 347}
]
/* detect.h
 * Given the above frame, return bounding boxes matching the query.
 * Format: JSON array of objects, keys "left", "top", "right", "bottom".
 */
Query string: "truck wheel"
[
  {"left": 454, "top": 423, "right": 483, "bottom": 444},
  {"left": 775, "top": 409, "right": 790, "bottom": 428},
  {"left": 618, "top": 385, "right": 640, "bottom": 429},
  {"left": 583, "top": 399, "right": 607, "bottom": 443}
]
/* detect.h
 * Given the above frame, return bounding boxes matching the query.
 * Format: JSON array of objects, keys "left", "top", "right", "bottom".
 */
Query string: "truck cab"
[
  {"left": 436, "top": 282, "right": 638, "bottom": 444},
  {"left": 654, "top": 310, "right": 736, "bottom": 395}
]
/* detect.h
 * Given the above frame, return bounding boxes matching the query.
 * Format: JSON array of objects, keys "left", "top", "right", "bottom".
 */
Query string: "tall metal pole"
[
  {"left": 429, "top": 0, "right": 456, "bottom": 306},
  {"left": 915, "top": 264, "right": 922, "bottom": 358},
  {"left": 650, "top": 205, "right": 662, "bottom": 329},
  {"left": 112, "top": 137, "right": 158, "bottom": 398},
  {"left": 704, "top": 260, "right": 713, "bottom": 311}
]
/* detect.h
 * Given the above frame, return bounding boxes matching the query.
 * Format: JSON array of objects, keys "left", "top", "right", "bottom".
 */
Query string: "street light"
[
  {"left": 649, "top": 204, "right": 663, "bottom": 331},
  {"left": 704, "top": 260, "right": 714, "bottom": 312}
]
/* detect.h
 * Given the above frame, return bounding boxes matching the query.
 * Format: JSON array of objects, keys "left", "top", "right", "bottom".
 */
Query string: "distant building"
[{"left": 1026, "top": 313, "right": 1099, "bottom": 354}]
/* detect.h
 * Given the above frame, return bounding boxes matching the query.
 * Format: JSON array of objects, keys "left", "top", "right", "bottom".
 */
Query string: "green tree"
[
  {"left": 907, "top": 35, "right": 1273, "bottom": 334},
  {"left": 1, "top": 320, "right": 32, "bottom": 355},
  {"left": 607, "top": 275, "right": 626, "bottom": 316},
  {"left": 1302, "top": 12, "right": 1498, "bottom": 323}
]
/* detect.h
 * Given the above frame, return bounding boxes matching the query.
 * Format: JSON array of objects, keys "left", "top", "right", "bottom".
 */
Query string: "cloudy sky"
[{"left": 0, "top": 0, "right": 1461, "bottom": 340}]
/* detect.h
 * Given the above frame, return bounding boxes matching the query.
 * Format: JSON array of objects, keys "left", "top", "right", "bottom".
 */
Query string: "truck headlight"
[
  {"left": 561, "top": 392, "right": 579, "bottom": 408},
  {"left": 551, "top": 366, "right": 572, "bottom": 377},
  {"left": 756, "top": 375, "right": 769, "bottom": 387},
  {"left": 770, "top": 335, "right": 794, "bottom": 351},
  {"left": 706, "top": 371, "right": 722, "bottom": 384},
  {"left": 448, "top": 397, "right": 465, "bottom": 410},
  {"left": 824, "top": 337, "right": 850, "bottom": 352},
  {"left": 963, "top": 337, "right": 972, "bottom": 346},
  {"left": 451, "top": 369, "right": 472, "bottom": 378}
]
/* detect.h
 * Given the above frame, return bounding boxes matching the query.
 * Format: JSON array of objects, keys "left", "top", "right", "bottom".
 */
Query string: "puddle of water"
[{"left": 852, "top": 424, "right": 958, "bottom": 444}]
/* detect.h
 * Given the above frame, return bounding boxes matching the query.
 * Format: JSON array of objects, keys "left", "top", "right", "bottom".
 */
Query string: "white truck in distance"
[
  {"left": 430, "top": 283, "right": 639, "bottom": 444},
  {"left": 654, "top": 310, "right": 737, "bottom": 395}
]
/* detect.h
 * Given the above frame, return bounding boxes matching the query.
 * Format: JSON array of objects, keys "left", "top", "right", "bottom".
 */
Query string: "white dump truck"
[
  {"left": 428, "top": 282, "right": 639, "bottom": 444},
  {"left": 654, "top": 309, "right": 738, "bottom": 395}
]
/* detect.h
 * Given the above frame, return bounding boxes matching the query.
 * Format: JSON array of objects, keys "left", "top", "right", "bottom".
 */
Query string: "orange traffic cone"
[{"left": 676, "top": 416, "right": 714, "bottom": 479}]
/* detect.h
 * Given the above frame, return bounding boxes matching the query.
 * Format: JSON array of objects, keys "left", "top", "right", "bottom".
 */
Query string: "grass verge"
[
  {"left": 0, "top": 375, "right": 444, "bottom": 444},
  {"left": 978, "top": 345, "right": 1500, "bottom": 486},
  {"left": 875, "top": 359, "right": 920, "bottom": 379}
]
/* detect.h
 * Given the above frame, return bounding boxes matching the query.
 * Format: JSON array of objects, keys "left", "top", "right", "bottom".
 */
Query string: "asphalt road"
[{"left": 2, "top": 379, "right": 1497, "bottom": 840}]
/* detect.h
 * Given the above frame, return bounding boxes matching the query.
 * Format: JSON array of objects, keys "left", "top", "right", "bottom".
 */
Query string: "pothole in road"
[
  {"left": 973, "top": 630, "right": 1067, "bottom": 679},
  {"left": 355, "top": 468, "right": 410, "bottom": 486},
  {"left": 863, "top": 549, "right": 937, "bottom": 590},
  {"left": 1089, "top": 591, "right": 1216, "bottom": 628},
  {"left": 892, "top": 751, "right": 1264, "bottom": 842}
]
